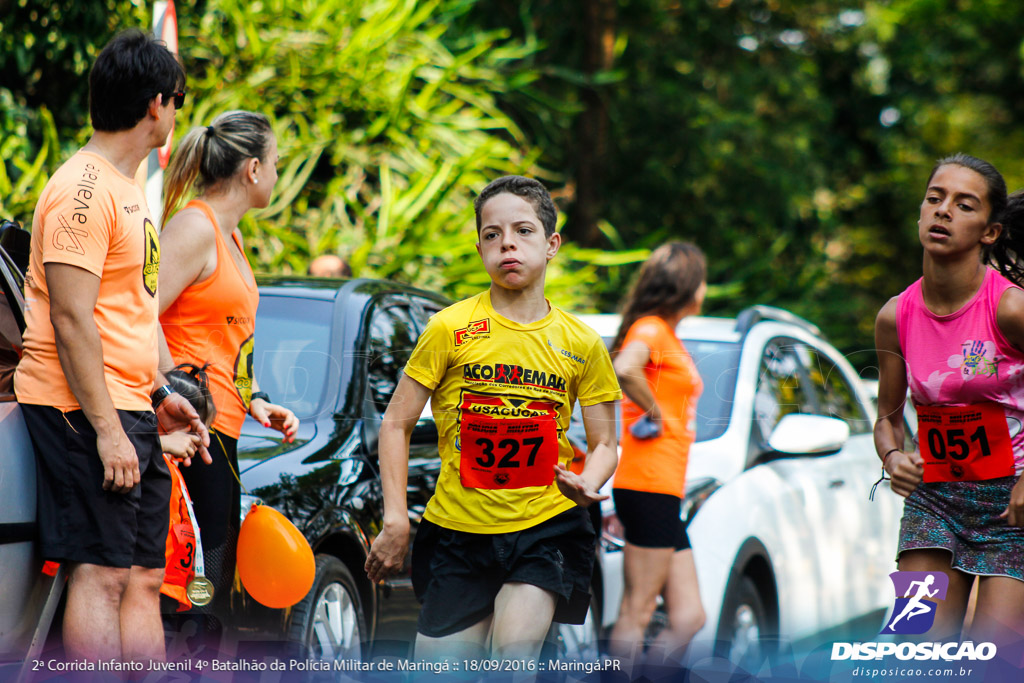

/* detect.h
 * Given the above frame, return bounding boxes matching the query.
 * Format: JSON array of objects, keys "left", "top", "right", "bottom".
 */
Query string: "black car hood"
[{"left": 236, "top": 417, "right": 317, "bottom": 468}]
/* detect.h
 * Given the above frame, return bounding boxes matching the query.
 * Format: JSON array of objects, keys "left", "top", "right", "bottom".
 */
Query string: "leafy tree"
[
  {"left": 450, "top": 0, "right": 1024, "bottom": 365},
  {"left": 173, "top": 0, "right": 640, "bottom": 305},
  {"left": 0, "top": 0, "right": 148, "bottom": 223},
  {"left": 7, "top": 0, "right": 1024, "bottom": 356},
  {"left": 0, "top": 0, "right": 150, "bottom": 135}
]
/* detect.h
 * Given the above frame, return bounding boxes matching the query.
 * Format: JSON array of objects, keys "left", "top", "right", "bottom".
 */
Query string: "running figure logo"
[{"left": 882, "top": 571, "right": 949, "bottom": 635}]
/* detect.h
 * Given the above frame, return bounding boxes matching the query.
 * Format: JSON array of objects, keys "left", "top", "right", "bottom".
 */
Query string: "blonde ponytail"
[
  {"left": 162, "top": 126, "right": 210, "bottom": 221},
  {"left": 162, "top": 110, "right": 273, "bottom": 222}
]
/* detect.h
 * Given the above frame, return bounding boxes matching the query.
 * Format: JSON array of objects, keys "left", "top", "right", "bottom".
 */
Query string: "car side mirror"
[{"left": 767, "top": 413, "right": 850, "bottom": 455}]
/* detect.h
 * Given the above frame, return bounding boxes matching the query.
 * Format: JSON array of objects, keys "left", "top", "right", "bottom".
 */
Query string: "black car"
[{"left": 235, "top": 278, "right": 605, "bottom": 663}]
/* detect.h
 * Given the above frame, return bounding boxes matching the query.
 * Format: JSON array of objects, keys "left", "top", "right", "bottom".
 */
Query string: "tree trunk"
[{"left": 570, "top": 0, "right": 616, "bottom": 248}]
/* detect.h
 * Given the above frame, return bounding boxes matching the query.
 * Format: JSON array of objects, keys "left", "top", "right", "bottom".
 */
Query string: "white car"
[{"left": 575, "top": 307, "right": 904, "bottom": 664}]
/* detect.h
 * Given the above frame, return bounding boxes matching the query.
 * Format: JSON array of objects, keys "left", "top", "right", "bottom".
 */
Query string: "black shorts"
[
  {"left": 179, "top": 430, "right": 239, "bottom": 549},
  {"left": 613, "top": 488, "right": 691, "bottom": 551},
  {"left": 411, "top": 507, "right": 596, "bottom": 638},
  {"left": 21, "top": 404, "right": 170, "bottom": 569}
]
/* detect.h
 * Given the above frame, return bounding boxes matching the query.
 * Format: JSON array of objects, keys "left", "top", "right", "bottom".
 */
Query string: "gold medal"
[{"left": 186, "top": 576, "right": 215, "bottom": 606}]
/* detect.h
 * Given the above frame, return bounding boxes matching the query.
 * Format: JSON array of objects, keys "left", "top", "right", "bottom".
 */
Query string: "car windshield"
[
  {"left": 253, "top": 295, "right": 334, "bottom": 420},
  {"left": 683, "top": 339, "right": 741, "bottom": 442}
]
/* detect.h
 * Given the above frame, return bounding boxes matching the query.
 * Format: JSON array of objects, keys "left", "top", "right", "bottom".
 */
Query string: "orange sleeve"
[
  {"left": 38, "top": 163, "right": 114, "bottom": 277},
  {"left": 622, "top": 317, "right": 674, "bottom": 359}
]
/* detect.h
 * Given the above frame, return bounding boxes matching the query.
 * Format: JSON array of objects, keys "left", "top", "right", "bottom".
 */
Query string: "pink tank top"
[{"left": 897, "top": 268, "right": 1024, "bottom": 473}]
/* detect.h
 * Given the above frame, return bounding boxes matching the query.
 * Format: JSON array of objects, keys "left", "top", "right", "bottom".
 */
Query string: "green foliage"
[
  {"left": 8, "top": 0, "right": 1024, "bottom": 357},
  {"left": 454, "top": 0, "right": 1024, "bottom": 366},
  {"left": 0, "top": 0, "right": 150, "bottom": 136},
  {"left": 0, "top": 89, "right": 60, "bottom": 224},
  {"left": 172, "top": 0, "right": 636, "bottom": 308}
]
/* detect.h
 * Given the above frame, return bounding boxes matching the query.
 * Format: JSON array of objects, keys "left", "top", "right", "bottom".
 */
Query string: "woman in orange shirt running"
[
  {"left": 608, "top": 242, "right": 707, "bottom": 665},
  {"left": 158, "top": 111, "right": 298, "bottom": 634}
]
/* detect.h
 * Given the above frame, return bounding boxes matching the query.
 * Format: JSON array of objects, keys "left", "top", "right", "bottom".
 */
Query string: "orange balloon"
[{"left": 237, "top": 503, "right": 315, "bottom": 608}]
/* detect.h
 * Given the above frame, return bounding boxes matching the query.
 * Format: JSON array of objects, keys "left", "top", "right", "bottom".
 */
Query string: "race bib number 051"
[
  {"left": 916, "top": 403, "right": 1015, "bottom": 482},
  {"left": 459, "top": 394, "right": 559, "bottom": 489}
]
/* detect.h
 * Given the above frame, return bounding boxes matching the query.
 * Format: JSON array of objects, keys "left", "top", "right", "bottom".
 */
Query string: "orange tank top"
[
  {"left": 615, "top": 316, "right": 703, "bottom": 496},
  {"left": 160, "top": 200, "right": 259, "bottom": 438}
]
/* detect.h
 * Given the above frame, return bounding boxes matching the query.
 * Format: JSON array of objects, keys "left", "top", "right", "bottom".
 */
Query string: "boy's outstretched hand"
[
  {"left": 365, "top": 523, "right": 410, "bottom": 583},
  {"left": 554, "top": 463, "right": 609, "bottom": 507}
]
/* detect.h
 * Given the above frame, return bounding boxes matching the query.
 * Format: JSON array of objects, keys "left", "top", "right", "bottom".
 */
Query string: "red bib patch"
[
  {"left": 916, "top": 403, "right": 1015, "bottom": 482},
  {"left": 459, "top": 394, "right": 559, "bottom": 489}
]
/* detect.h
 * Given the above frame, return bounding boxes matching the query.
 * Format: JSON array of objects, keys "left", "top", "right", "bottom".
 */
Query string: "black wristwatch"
[
  {"left": 251, "top": 391, "right": 270, "bottom": 404},
  {"left": 151, "top": 384, "right": 175, "bottom": 409}
]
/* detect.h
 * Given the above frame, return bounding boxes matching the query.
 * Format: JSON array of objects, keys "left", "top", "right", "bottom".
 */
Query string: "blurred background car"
[
  {"left": 233, "top": 278, "right": 607, "bottom": 664},
  {"left": 574, "top": 306, "right": 904, "bottom": 665},
  {"left": 860, "top": 378, "right": 917, "bottom": 448}
]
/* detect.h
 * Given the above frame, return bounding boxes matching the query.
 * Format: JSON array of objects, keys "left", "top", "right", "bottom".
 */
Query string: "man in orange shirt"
[{"left": 14, "top": 30, "right": 208, "bottom": 664}]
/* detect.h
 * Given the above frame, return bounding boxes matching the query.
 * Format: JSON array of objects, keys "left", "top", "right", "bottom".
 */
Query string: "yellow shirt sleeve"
[
  {"left": 577, "top": 334, "right": 622, "bottom": 406},
  {"left": 404, "top": 313, "right": 452, "bottom": 390}
]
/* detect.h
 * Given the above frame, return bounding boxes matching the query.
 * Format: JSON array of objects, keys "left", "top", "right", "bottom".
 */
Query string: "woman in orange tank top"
[
  {"left": 608, "top": 242, "right": 707, "bottom": 667},
  {"left": 158, "top": 111, "right": 298, "bottom": 635}
]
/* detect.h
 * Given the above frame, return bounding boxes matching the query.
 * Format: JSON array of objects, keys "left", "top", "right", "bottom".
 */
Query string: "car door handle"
[{"left": 828, "top": 479, "right": 845, "bottom": 489}]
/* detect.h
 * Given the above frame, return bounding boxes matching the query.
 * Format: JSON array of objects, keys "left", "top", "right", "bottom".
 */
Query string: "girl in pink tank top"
[{"left": 875, "top": 153, "right": 1024, "bottom": 647}]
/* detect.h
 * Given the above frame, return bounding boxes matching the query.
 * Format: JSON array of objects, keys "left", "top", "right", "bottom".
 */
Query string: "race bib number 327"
[
  {"left": 916, "top": 403, "right": 1015, "bottom": 483},
  {"left": 459, "top": 396, "right": 559, "bottom": 489}
]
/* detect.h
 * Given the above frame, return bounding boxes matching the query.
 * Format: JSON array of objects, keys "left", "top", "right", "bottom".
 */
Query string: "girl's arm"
[
  {"left": 874, "top": 297, "right": 923, "bottom": 497},
  {"left": 996, "top": 287, "right": 1024, "bottom": 526}
]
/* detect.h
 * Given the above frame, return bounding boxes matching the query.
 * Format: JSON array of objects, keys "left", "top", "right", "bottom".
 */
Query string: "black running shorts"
[
  {"left": 411, "top": 506, "right": 596, "bottom": 638},
  {"left": 21, "top": 404, "right": 170, "bottom": 569},
  {"left": 612, "top": 488, "right": 691, "bottom": 551}
]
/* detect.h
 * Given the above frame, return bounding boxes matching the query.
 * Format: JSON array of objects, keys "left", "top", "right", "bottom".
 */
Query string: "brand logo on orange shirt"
[
  {"left": 143, "top": 218, "right": 160, "bottom": 297},
  {"left": 234, "top": 333, "right": 255, "bottom": 406},
  {"left": 454, "top": 318, "right": 490, "bottom": 346},
  {"left": 53, "top": 215, "right": 87, "bottom": 255}
]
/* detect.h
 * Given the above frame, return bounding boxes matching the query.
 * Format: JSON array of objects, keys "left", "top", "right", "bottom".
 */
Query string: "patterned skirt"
[{"left": 897, "top": 476, "right": 1024, "bottom": 581}]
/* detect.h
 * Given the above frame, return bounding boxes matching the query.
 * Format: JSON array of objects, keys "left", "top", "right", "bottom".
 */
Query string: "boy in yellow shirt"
[{"left": 365, "top": 176, "right": 620, "bottom": 661}]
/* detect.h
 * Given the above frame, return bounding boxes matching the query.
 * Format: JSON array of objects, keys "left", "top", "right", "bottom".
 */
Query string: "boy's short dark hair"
[
  {"left": 89, "top": 28, "right": 185, "bottom": 132},
  {"left": 473, "top": 175, "right": 558, "bottom": 237}
]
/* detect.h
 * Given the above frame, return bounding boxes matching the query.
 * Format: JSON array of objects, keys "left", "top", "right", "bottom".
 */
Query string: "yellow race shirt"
[{"left": 405, "top": 290, "right": 621, "bottom": 533}]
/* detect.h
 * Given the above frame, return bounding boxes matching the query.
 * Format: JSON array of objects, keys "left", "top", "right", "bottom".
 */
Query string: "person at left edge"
[{"left": 13, "top": 29, "right": 209, "bottom": 664}]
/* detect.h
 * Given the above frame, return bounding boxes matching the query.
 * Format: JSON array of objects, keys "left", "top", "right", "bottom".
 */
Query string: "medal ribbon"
[{"left": 177, "top": 468, "right": 206, "bottom": 581}]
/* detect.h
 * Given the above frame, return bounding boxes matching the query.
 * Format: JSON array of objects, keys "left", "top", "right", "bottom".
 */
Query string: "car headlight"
[
  {"left": 240, "top": 494, "right": 263, "bottom": 524},
  {"left": 681, "top": 477, "right": 721, "bottom": 526}
]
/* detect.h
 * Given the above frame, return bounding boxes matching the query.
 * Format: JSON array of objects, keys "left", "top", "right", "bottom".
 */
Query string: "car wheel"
[
  {"left": 287, "top": 555, "right": 366, "bottom": 662},
  {"left": 716, "top": 575, "right": 772, "bottom": 668}
]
